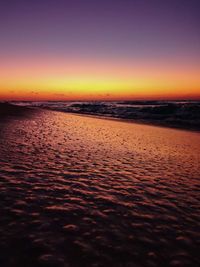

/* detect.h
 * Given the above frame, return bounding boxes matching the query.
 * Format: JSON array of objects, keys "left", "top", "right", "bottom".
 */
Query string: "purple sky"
[{"left": 0, "top": 0, "right": 200, "bottom": 63}]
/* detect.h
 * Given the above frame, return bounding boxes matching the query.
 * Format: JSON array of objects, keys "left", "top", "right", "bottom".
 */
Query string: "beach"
[
  {"left": 9, "top": 100, "right": 200, "bottom": 132},
  {"left": 0, "top": 104, "right": 200, "bottom": 267}
]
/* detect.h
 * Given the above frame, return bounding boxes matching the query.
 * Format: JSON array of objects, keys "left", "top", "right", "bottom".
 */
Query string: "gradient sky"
[{"left": 0, "top": 0, "right": 200, "bottom": 100}]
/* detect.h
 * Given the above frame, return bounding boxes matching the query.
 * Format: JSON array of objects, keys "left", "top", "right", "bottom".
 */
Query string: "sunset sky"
[{"left": 0, "top": 0, "right": 199, "bottom": 100}]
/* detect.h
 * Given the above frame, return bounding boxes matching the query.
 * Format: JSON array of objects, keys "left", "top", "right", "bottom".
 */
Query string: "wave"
[{"left": 9, "top": 100, "right": 200, "bottom": 131}]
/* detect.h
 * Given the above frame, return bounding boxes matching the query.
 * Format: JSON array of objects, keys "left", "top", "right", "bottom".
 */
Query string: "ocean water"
[
  {"left": 10, "top": 100, "right": 200, "bottom": 130},
  {"left": 0, "top": 108, "right": 200, "bottom": 266}
]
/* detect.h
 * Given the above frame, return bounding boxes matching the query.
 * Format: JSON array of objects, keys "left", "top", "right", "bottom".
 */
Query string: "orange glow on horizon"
[{"left": 0, "top": 56, "right": 199, "bottom": 101}]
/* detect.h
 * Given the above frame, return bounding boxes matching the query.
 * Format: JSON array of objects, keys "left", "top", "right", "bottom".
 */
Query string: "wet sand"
[
  {"left": 0, "top": 102, "right": 36, "bottom": 119},
  {"left": 0, "top": 106, "right": 200, "bottom": 266}
]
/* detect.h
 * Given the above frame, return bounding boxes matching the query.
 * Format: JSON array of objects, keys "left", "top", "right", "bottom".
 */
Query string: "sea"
[{"left": 9, "top": 100, "right": 200, "bottom": 131}]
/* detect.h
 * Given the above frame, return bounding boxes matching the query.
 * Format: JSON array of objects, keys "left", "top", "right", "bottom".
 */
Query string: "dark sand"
[
  {"left": 0, "top": 103, "right": 38, "bottom": 122},
  {"left": 0, "top": 104, "right": 200, "bottom": 267}
]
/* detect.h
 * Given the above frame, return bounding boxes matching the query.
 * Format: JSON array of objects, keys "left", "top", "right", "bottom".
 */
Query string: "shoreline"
[
  {"left": 0, "top": 102, "right": 199, "bottom": 133},
  {"left": 40, "top": 107, "right": 200, "bottom": 133}
]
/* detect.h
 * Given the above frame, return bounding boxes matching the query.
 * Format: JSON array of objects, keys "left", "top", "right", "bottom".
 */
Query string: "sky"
[{"left": 0, "top": 0, "right": 200, "bottom": 100}]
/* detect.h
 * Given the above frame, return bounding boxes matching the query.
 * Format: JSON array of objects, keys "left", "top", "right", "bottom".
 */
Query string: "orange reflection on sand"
[{"left": 0, "top": 108, "right": 200, "bottom": 266}]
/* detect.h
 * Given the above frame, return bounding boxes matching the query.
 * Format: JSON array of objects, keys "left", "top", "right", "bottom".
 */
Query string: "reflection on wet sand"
[{"left": 0, "top": 108, "right": 200, "bottom": 267}]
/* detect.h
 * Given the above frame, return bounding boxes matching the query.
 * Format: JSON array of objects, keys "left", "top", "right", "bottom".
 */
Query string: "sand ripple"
[{"left": 0, "top": 110, "right": 200, "bottom": 267}]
